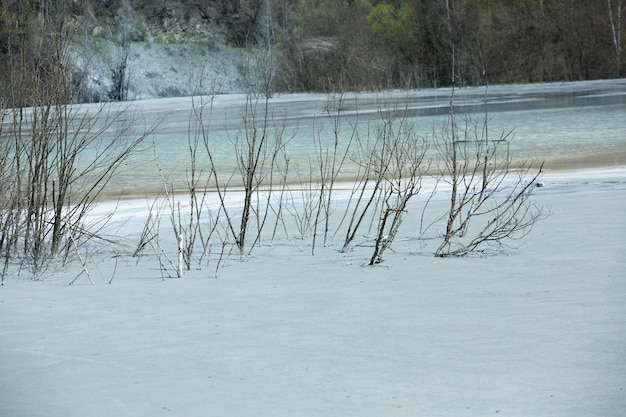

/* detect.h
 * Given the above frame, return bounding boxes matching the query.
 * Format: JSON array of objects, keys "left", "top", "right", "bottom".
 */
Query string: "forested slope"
[{"left": 1, "top": 0, "right": 624, "bottom": 103}]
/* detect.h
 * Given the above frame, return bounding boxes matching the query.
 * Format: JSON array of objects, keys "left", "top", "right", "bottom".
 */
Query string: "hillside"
[
  {"left": 67, "top": 0, "right": 268, "bottom": 100},
  {"left": 1, "top": 0, "right": 625, "bottom": 103}
]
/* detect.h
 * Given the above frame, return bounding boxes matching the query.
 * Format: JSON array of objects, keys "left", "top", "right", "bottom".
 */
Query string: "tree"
[
  {"left": 109, "top": 1, "right": 135, "bottom": 101},
  {"left": 606, "top": 0, "right": 625, "bottom": 77},
  {"left": 0, "top": 0, "right": 155, "bottom": 281},
  {"left": 367, "top": 111, "right": 427, "bottom": 265},
  {"left": 434, "top": 93, "right": 547, "bottom": 257}
]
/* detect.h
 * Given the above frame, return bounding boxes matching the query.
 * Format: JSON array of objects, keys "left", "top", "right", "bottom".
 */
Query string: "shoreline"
[
  {"left": 86, "top": 165, "right": 626, "bottom": 224},
  {"left": 3, "top": 171, "right": 625, "bottom": 417},
  {"left": 541, "top": 151, "right": 626, "bottom": 172},
  {"left": 100, "top": 163, "right": 626, "bottom": 202}
]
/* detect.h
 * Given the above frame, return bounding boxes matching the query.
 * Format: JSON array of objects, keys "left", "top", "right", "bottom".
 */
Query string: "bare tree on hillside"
[
  {"left": 0, "top": 7, "right": 155, "bottom": 281},
  {"left": 606, "top": 0, "right": 625, "bottom": 77},
  {"left": 109, "top": 0, "right": 136, "bottom": 101}
]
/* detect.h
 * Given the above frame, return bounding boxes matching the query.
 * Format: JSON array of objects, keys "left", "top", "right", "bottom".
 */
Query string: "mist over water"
[{"left": 96, "top": 80, "right": 626, "bottom": 196}]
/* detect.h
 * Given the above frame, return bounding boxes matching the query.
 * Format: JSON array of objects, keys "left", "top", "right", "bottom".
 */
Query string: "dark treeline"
[
  {"left": 1, "top": 0, "right": 624, "bottom": 100},
  {"left": 279, "top": 0, "right": 624, "bottom": 90}
]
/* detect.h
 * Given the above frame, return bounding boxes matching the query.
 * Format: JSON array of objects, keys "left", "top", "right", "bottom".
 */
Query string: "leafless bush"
[
  {"left": 0, "top": 106, "right": 17, "bottom": 283},
  {"left": 368, "top": 115, "right": 428, "bottom": 265},
  {"left": 143, "top": 75, "right": 293, "bottom": 277},
  {"left": 329, "top": 101, "right": 428, "bottom": 265},
  {"left": 337, "top": 123, "right": 387, "bottom": 254},
  {"left": 135, "top": 82, "right": 224, "bottom": 278},
  {"left": 136, "top": 197, "right": 177, "bottom": 280},
  {"left": 0, "top": 9, "right": 154, "bottom": 281},
  {"left": 158, "top": 87, "right": 219, "bottom": 277},
  {"left": 284, "top": 166, "right": 319, "bottom": 242},
  {"left": 0, "top": 2, "right": 159, "bottom": 283},
  {"left": 309, "top": 92, "right": 357, "bottom": 254},
  {"left": 0, "top": 100, "right": 154, "bottom": 280},
  {"left": 433, "top": 99, "right": 547, "bottom": 257},
  {"left": 198, "top": 92, "right": 292, "bottom": 258}
]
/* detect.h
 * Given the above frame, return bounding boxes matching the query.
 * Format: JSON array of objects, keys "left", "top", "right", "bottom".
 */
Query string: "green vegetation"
[
  {"left": 1, "top": 0, "right": 624, "bottom": 96},
  {"left": 279, "top": 0, "right": 625, "bottom": 90}
]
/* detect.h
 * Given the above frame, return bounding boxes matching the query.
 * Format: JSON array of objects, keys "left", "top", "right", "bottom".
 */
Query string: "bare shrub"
[
  {"left": 185, "top": 90, "right": 289, "bottom": 259},
  {"left": 0, "top": 101, "right": 154, "bottom": 280},
  {"left": 0, "top": 8, "right": 154, "bottom": 281},
  {"left": 329, "top": 101, "right": 428, "bottom": 264},
  {"left": 310, "top": 91, "right": 357, "bottom": 254},
  {"left": 149, "top": 75, "right": 294, "bottom": 272},
  {"left": 137, "top": 81, "right": 225, "bottom": 278},
  {"left": 368, "top": 115, "right": 428, "bottom": 265},
  {"left": 338, "top": 123, "right": 387, "bottom": 254},
  {"left": 433, "top": 98, "right": 547, "bottom": 257},
  {"left": 284, "top": 166, "right": 319, "bottom": 242}
]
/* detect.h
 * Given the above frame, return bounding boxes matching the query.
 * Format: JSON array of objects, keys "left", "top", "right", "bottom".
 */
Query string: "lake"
[{"left": 25, "top": 79, "right": 626, "bottom": 197}]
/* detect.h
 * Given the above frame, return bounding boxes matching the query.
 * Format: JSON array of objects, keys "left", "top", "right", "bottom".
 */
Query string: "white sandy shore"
[{"left": 1, "top": 166, "right": 625, "bottom": 417}]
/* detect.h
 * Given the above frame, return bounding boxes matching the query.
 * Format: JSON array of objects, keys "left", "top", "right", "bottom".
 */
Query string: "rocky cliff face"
[
  {"left": 71, "top": 40, "right": 252, "bottom": 101},
  {"left": 68, "top": 1, "right": 267, "bottom": 101}
]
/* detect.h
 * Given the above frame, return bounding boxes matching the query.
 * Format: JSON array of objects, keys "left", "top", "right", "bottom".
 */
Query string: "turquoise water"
[
  {"left": 10, "top": 81, "right": 621, "bottom": 197},
  {"left": 111, "top": 99, "right": 626, "bottom": 196}
]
